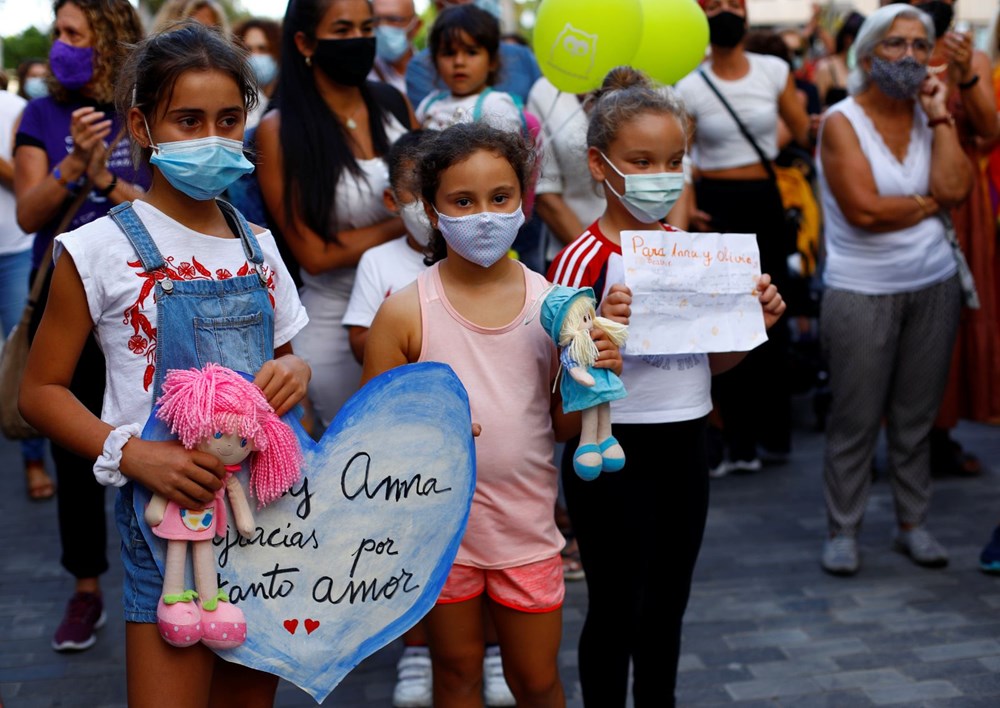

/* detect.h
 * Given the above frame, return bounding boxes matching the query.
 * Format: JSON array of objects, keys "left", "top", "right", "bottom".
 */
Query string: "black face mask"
[
  {"left": 916, "top": 1, "right": 953, "bottom": 39},
  {"left": 708, "top": 11, "right": 748, "bottom": 49},
  {"left": 312, "top": 37, "right": 376, "bottom": 87}
]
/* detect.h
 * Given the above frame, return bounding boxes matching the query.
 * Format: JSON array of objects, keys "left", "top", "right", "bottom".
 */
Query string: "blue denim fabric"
[
  {"left": 0, "top": 249, "right": 45, "bottom": 461},
  {"left": 107, "top": 200, "right": 274, "bottom": 622}
]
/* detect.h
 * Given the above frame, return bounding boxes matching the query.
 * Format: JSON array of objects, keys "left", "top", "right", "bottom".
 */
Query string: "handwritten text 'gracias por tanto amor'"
[
  {"left": 630, "top": 234, "right": 755, "bottom": 268},
  {"left": 214, "top": 451, "right": 454, "bottom": 606}
]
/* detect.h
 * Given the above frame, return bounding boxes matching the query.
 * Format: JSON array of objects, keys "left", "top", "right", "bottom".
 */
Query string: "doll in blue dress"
[{"left": 540, "top": 285, "right": 628, "bottom": 480}]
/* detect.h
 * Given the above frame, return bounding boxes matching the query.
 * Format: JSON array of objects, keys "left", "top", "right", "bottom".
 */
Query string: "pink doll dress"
[{"left": 150, "top": 465, "right": 239, "bottom": 541}]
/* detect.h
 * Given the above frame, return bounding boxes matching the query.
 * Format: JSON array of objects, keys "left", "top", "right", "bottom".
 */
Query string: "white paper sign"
[{"left": 621, "top": 230, "right": 767, "bottom": 355}]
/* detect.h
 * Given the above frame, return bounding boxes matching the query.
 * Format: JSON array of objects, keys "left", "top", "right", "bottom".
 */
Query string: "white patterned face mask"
[
  {"left": 433, "top": 205, "right": 525, "bottom": 267},
  {"left": 399, "top": 201, "right": 434, "bottom": 247}
]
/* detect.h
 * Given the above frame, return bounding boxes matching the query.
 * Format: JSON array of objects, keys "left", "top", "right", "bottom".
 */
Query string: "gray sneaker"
[
  {"left": 894, "top": 527, "right": 948, "bottom": 568},
  {"left": 821, "top": 534, "right": 859, "bottom": 576}
]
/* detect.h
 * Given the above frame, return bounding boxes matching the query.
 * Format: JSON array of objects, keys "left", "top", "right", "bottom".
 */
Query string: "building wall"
[{"left": 748, "top": 0, "right": 996, "bottom": 27}]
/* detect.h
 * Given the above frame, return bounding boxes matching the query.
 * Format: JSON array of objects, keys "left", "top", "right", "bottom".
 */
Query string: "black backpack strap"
[{"left": 366, "top": 80, "right": 412, "bottom": 129}]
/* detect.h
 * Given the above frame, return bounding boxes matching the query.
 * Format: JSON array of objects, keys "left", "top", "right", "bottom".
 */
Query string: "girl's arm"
[
  {"left": 359, "top": 284, "right": 422, "bottom": 385},
  {"left": 253, "top": 342, "right": 311, "bottom": 417},
  {"left": 226, "top": 476, "right": 255, "bottom": 539},
  {"left": 255, "top": 113, "right": 404, "bottom": 275},
  {"left": 19, "top": 253, "right": 226, "bottom": 509},
  {"left": 535, "top": 193, "right": 585, "bottom": 247}
]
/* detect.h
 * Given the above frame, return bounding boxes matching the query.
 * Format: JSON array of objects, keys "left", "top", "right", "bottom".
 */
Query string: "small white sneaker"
[
  {"left": 894, "top": 526, "right": 948, "bottom": 568},
  {"left": 483, "top": 649, "right": 516, "bottom": 706},
  {"left": 392, "top": 648, "right": 432, "bottom": 708}
]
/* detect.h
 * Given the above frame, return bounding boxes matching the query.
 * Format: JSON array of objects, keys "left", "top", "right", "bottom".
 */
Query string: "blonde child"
[{"left": 547, "top": 66, "right": 786, "bottom": 707}]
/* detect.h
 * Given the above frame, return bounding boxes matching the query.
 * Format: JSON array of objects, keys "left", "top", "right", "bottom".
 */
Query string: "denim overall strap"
[
  {"left": 108, "top": 202, "right": 166, "bottom": 272},
  {"left": 105, "top": 201, "right": 275, "bottom": 400}
]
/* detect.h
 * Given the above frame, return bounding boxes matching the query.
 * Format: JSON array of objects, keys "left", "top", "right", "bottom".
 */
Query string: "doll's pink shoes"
[
  {"left": 599, "top": 436, "right": 626, "bottom": 473},
  {"left": 199, "top": 591, "right": 247, "bottom": 650},
  {"left": 573, "top": 444, "right": 604, "bottom": 481},
  {"left": 157, "top": 592, "right": 203, "bottom": 647}
]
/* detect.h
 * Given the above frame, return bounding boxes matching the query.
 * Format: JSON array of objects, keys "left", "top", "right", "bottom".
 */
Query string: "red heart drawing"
[
  {"left": 283, "top": 619, "right": 299, "bottom": 635},
  {"left": 305, "top": 619, "right": 320, "bottom": 635}
]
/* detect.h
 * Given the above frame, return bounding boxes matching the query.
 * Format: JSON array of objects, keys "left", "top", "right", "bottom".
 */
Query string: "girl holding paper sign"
[{"left": 547, "top": 66, "right": 786, "bottom": 707}]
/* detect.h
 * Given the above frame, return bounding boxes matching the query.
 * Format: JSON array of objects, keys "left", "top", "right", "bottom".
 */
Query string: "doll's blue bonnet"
[{"left": 539, "top": 285, "right": 597, "bottom": 343}]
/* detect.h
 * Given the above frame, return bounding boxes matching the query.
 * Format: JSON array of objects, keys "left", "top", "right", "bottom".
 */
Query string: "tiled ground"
[{"left": 1, "top": 408, "right": 998, "bottom": 706}]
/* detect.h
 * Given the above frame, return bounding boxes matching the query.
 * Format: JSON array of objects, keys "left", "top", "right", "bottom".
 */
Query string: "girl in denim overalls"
[{"left": 21, "top": 24, "right": 310, "bottom": 707}]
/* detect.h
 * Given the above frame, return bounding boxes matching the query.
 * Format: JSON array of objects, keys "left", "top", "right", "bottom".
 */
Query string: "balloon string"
[{"left": 537, "top": 90, "right": 589, "bottom": 147}]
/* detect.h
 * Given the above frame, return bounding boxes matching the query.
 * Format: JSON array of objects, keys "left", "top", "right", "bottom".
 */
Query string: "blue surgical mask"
[
  {"left": 601, "top": 152, "right": 685, "bottom": 223},
  {"left": 249, "top": 54, "right": 278, "bottom": 86},
  {"left": 433, "top": 205, "right": 525, "bottom": 268},
  {"left": 375, "top": 25, "right": 411, "bottom": 64},
  {"left": 146, "top": 121, "right": 254, "bottom": 201},
  {"left": 474, "top": 0, "right": 501, "bottom": 18},
  {"left": 24, "top": 76, "right": 49, "bottom": 99}
]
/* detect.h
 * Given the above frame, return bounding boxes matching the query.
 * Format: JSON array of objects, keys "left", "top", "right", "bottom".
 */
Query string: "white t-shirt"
[
  {"left": 55, "top": 200, "right": 309, "bottom": 429},
  {"left": 0, "top": 91, "right": 31, "bottom": 255},
  {"left": 526, "top": 77, "right": 606, "bottom": 260},
  {"left": 416, "top": 89, "right": 522, "bottom": 133},
  {"left": 342, "top": 236, "right": 426, "bottom": 330},
  {"left": 817, "top": 98, "right": 955, "bottom": 294},
  {"left": 676, "top": 53, "right": 788, "bottom": 171}
]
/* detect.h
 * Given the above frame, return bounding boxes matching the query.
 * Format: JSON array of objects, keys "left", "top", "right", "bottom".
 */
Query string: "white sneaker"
[
  {"left": 483, "top": 650, "right": 516, "bottom": 706},
  {"left": 392, "top": 649, "right": 432, "bottom": 708}
]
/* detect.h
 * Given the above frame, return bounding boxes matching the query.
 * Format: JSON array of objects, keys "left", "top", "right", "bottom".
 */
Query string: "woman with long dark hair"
[{"left": 257, "top": 0, "right": 416, "bottom": 430}]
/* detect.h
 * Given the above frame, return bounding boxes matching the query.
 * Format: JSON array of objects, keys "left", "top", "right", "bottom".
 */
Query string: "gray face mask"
[{"left": 869, "top": 56, "right": 927, "bottom": 100}]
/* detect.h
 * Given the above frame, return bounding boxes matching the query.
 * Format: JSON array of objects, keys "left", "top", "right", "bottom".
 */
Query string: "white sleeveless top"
[{"left": 817, "top": 98, "right": 955, "bottom": 294}]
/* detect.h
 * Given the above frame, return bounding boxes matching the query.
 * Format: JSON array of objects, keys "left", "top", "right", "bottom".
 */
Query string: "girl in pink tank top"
[{"left": 363, "top": 123, "right": 623, "bottom": 707}]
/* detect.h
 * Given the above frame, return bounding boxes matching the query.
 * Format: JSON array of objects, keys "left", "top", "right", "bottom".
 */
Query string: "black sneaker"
[{"left": 52, "top": 592, "right": 106, "bottom": 652}]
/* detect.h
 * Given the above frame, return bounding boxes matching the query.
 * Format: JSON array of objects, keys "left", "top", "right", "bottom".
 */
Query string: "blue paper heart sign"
[{"left": 135, "top": 362, "right": 476, "bottom": 702}]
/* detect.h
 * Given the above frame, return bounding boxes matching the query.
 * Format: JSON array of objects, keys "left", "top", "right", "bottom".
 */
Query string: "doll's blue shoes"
[
  {"left": 599, "top": 436, "right": 626, "bottom": 473},
  {"left": 157, "top": 590, "right": 202, "bottom": 647},
  {"left": 573, "top": 444, "right": 603, "bottom": 481}
]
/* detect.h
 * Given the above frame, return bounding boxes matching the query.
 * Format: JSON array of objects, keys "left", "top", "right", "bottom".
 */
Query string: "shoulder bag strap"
[{"left": 698, "top": 68, "right": 777, "bottom": 182}]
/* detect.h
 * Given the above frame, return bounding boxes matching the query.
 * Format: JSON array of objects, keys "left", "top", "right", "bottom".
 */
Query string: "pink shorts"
[{"left": 436, "top": 555, "right": 564, "bottom": 612}]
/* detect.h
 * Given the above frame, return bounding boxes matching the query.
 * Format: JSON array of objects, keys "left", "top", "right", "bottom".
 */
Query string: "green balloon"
[
  {"left": 632, "top": 0, "right": 709, "bottom": 86},
  {"left": 532, "top": 0, "right": 643, "bottom": 94}
]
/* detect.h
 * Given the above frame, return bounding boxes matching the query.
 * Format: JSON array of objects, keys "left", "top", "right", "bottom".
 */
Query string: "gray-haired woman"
[{"left": 817, "top": 3, "right": 972, "bottom": 576}]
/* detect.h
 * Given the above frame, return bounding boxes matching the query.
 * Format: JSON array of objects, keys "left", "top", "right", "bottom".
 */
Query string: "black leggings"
[
  {"left": 29, "top": 268, "right": 109, "bottom": 580},
  {"left": 696, "top": 177, "right": 792, "bottom": 458},
  {"left": 563, "top": 418, "right": 710, "bottom": 708}
]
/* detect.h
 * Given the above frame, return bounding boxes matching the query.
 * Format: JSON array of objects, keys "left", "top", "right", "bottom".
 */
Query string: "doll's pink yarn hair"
[{"left": 155, "top": 363, "right": 302, "bottom": 507}]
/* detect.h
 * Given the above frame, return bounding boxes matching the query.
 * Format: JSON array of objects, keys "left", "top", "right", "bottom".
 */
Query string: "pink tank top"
[{"left": 417, "top": 262, "right": 564, "bottom": 568}]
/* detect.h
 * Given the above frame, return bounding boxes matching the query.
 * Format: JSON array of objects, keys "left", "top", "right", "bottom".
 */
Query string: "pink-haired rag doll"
[{"left": 146, "top": 363, "right": 302, "bottom": 649}]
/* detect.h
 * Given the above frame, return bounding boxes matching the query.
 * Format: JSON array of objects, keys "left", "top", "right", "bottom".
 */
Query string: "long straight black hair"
[{"left": 278, "top": 0, "right": 394, "bottom": 244}]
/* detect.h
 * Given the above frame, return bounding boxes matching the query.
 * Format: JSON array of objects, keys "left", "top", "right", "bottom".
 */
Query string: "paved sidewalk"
[{"left": 1, "top": 412, "right": 998, "bottom": 706}]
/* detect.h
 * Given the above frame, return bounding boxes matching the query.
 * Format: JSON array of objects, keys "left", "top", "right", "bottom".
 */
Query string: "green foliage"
[{"left": 3, "top": 26, "right": 51, "bottom": 73}]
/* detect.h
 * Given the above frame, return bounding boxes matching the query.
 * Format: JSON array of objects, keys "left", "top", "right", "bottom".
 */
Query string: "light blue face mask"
[
  {"left": 249, "top": 53, "right": 278, "bottom": 86},
  {"left": 146, "top": 121, "right": 254, "bottom": 201},
  {"left": 600, "top": 152, "right": 685, "bottom": 223},
  {"left": 24, "top": 76, "right": 49, "bottom": 99},
  {"left": 375, "top": 24, "right": 411, "bottom": 63},
  {"left": 473, "top": 0, "right": 501, "bottom": 18}
]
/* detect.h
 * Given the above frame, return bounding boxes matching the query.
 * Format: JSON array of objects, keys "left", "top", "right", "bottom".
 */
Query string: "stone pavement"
[{"left": 1, "top": 408, "right": 999, "bottom": 706}]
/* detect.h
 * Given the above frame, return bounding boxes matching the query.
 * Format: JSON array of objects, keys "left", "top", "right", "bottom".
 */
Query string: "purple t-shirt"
[{"left": 15, "top": 96, "right": 151, "bottom": 269}]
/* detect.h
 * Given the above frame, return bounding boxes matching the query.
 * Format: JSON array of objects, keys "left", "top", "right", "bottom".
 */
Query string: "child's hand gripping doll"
[
  {"left": 540, "top": 285, "right": 629, "bottom": 481},
  {"left": 145, "top": 363, "right": 302, "bottom": 649}
]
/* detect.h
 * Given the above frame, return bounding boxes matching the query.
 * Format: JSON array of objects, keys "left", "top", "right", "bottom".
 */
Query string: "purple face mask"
[{"left": 49, "top": 40, "right": 94, "bottom": 91}]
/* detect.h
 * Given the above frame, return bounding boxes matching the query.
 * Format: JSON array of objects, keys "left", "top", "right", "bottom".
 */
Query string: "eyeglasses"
[{"left": 878, "top": 36, "right": 933, "bottom": 60}]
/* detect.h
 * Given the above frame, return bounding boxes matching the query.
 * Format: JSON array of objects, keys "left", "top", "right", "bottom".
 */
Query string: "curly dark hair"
[
  {"left": 418, "top": 122, "right": 534, "bottom": 265},
  {"left": 50, "top": 0, "right": 144, "bottom": 105}
]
